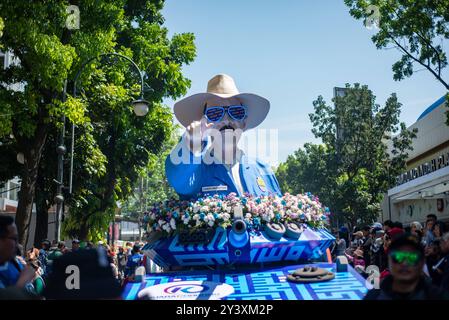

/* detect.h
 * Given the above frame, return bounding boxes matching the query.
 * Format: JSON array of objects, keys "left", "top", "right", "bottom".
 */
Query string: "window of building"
[
  {"left": 9, "top": 182, "right": 20, "bottom": 201},
  {"left": 0, "top": 182, "right": 8, "bottom": 199}
]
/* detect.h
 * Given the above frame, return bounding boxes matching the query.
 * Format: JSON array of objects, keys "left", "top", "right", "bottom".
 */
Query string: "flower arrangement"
[{"left": 146, "top": 192, "right": 331, "bottom": 239}]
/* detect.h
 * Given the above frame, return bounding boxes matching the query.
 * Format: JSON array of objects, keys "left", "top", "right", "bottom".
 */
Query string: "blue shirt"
[
  {"left": 125, "top": 253, "right": 143, "bottom": 277},
  {"left": 165, "top": 141, "right": 282, "bottom": 200},
  {"left": 0, "top": 258, "right": 23, "bottom": 289}
]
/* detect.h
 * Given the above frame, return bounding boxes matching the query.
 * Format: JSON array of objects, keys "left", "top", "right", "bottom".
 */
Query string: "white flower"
[
  {"left": 223, "top": 213, "right": 230, "bottom": 222},
  {"left": 170, "top": 218, "right": 176, "bottom": 230},
  {"left": 193, "top": 214, "right": 199, "bottom": 221},
  {"left": 207, "top": 213, "right": 215, "bottom": 222},
  {"left": 195, "top": 219, "right": 202, "bottom": 227},
  {"left": 162, "top": 223, "right": 171, "bottom": 233},
  {"left": 183, "top": 217, "right": 190, "bottom": 225},
  {"left": 158, "top": 219, "right": 164, "bottom": 226},
  {"left": 193, "top": 205, "right": 200, "bottom": 213},
  {"left": 208, "top": 220, "right": 215, "bottom": 227},
  {"left": 245, "top": 213, "right": 252, "bottom": 219},
  {"left": 201, "top": 206, "right": 210, "bottom": 212}
]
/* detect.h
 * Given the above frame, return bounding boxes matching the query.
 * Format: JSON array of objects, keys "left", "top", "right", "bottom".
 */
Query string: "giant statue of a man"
[{"left": 165, "top": 74, "right": 282, "bottom": 200}]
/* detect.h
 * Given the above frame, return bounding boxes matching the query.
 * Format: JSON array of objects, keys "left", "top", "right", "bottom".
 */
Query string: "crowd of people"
[
  {"left": 3, "top": 213, "right": 449, "bottom": 300},
  {"left": 331, "top": 214, "right": 449, "bottom": 300},
  {"left": 0, "top": 215, "right": 147, "bottom": 299}
]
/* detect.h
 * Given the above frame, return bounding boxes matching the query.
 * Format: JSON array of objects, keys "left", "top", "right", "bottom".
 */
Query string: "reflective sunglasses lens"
[
  {"left": 228, "top": 106, "right": 246, "bottom": 120},
  {"left": 391, "top": 251, "right": 420, "bottom": 266},
  {"left": 205, "top": 107, "right": 225, "bottom": 122}
]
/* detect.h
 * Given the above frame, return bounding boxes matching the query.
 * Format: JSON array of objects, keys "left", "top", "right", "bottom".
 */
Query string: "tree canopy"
[
  {"left": 0, "top": 0, "right": 196, "bottom": 244},
  {"left": 277, "top": 84, "right": 417, "bottom": 228}
]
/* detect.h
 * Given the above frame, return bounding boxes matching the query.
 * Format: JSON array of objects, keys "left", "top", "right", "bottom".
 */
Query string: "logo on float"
[
  {"left": 136, "top": 281, "right": 234, "bottom": 300},
  {"left": 164, "top": 284, "right": 209, "bottom": 294}
]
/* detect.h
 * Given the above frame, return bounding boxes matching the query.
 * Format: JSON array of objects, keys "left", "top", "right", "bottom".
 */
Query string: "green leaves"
[
  {"left": 0, "top": 1, "right": 196, "bottom": 242},
  {"left": 345, "top": 0, "right": 449, "bottom": 90},
  {"left": 279, "top": 84, "right": 416, "bottom": 228}
]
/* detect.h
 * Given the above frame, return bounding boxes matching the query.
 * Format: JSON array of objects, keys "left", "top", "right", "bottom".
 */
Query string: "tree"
[
  {"left": 120, "top": 129, "right": 180, "bottom": 238},
  {"left": 345, "top": 0, "right": 449, "bottom": 89},
  {"left": 0, "top": 1, "right": 195, "bottom": 245},
  {"left": 277, "top": 84, "right": 417, "bottom": 228},
  {"left": 276, "top": 143, "right": 335, "bottom": 203},
  {"left": 344, "top": 0, "right": 449, "bottom": 123}
]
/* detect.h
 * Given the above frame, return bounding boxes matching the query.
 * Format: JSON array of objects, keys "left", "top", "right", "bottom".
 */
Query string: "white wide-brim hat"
[{"left": 173, "top": 74, "right": 270, "bottom": 130}]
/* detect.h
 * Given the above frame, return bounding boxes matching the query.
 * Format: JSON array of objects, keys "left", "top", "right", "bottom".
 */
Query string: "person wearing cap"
[
  {"left": 371, "top": 222, "right": 383, "bottom": 230},
  {"left": 352, "top": 231, "right": 364, "bottom": 248},
  {"left": 165, "top": 74, "right": 282, "bottom": 200},
  {"left": 345, "top": 248, "right": 365, "bottom": 272},
  {"left": 364, "top": 234, "right": 449, "bottom": 300},
  {"left": 370, "top": 228, "right": 386, "bottom": 269}
]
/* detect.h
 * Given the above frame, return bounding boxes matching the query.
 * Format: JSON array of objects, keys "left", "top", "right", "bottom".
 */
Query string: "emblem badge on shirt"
[
  {"left": 256, "top": 176, "right": 266, "bottom": 192},
  {"left": 202, "top": 185, "right": 228, "bottom": 192}
]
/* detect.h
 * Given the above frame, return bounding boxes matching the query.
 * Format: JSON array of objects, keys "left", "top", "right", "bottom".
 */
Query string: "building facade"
[{"left": 382, "top": 95, "right": 449, "bottom": 225}]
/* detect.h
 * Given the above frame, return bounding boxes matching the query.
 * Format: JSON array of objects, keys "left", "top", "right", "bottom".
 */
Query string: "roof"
[{"left": 417, "top": 95, "right": 447, "bottom": 121}]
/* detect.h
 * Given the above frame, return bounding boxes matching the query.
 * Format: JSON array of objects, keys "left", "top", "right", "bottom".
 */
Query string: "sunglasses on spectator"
[
  {"left": 389, "top": 250, "right": 421, "bottom": 266},
  {"left": 204, "top": 105, "right": 247, "bottom": 122}
]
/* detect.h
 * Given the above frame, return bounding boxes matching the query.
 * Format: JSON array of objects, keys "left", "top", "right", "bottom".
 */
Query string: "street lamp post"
[
  {"left": 54, "top": 80, "right": 67, "bottom": 243},
  {"left": 54, "top": 52, "right": 149, "bottom": 242}
]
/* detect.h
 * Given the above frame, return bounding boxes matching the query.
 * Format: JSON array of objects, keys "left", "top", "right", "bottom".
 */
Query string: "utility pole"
[
  {"left": 139, "top": 175, "right": 144, "bottom": 241},
  {"left": 54, "top": 80, "right": 67, "bottom": 243}
]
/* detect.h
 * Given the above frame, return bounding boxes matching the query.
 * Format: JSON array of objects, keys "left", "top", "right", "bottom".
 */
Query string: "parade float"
[
  {"left": 142, "top": 192, "right": 335, "bottom": 269},
  {"left": 122, "top": 74, "right": 369, "bottom": 300}
]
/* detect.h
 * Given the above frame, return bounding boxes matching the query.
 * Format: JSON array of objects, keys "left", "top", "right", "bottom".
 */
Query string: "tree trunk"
[
  {"left": 34, "top": 173, "right": 50, "bottom": 247},
  {"left": 15, "top": 125, "right": 48, "bottom": 247},
  {"left": 78, "top": 223, "right": 89, "bottom": 241}
]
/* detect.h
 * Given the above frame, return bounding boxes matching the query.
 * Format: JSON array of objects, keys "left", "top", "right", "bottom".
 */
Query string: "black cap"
[
  {"left": 388, "top": 234, "right": 424, "bottom": 256},
  {"left": 72, "top": 239, "right": 80, "bottom": 244}
]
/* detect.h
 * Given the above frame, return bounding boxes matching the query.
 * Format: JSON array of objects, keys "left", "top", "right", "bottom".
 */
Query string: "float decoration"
[
  {"left": 142, "top": 192, "right": 334, "bottom": 268},
  {"left": 147, "top": 192, "right": 330, "bottom": 240}
]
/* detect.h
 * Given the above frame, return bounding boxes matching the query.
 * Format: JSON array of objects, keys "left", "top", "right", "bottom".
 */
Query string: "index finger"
[{"left": 200, "top": 117, "right": 213, "bottom": 131}]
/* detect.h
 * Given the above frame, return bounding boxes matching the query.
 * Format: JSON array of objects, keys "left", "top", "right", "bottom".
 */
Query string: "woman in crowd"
[{"left": 433, "top": 221, "right": 446, "bottom": 240}]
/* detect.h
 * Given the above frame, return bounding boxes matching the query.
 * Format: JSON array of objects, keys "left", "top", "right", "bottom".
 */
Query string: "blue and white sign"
[{"left": 137, "top": 281, "right": 234, "bottom": 300}]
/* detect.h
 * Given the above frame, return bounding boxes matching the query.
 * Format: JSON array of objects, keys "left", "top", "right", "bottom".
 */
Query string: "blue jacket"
[{"left": 165, "top": 141, "right": 282, "bottom": 200}]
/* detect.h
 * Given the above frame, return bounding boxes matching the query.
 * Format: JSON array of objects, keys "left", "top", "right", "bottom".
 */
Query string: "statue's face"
[
  {"left": 203, "top": 97, "right": 246, "bottom": 154},
  {"left": 204, "top": 96, "right": 247, "bottom": 132}
]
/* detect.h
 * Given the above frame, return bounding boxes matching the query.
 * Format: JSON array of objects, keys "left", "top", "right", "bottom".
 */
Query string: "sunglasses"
[
  {"left": 389, "top": 251, "right": 421, "bottom": 266},
  {"left": 204, "top": 105, "right": 247, "bottom": 122}
]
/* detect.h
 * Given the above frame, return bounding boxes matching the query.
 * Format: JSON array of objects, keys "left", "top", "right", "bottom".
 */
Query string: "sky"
[{"left": 161, "top": 0, "right": 447, "bottom": 165}]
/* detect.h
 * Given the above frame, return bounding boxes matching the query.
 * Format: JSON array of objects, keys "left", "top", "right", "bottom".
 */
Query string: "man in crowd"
[
  {"left": 46, "top": 241, "right": 66, "bottom": 275},
  {"left": 364, "top": 234, "right": 449, "bottom": 300},
  {"left": 0, "top": 216, "right": 36, "bottom": 292},
  {"left": 383, "top": 220, "right": 394, "bottom": 233},
  {"left": 124, "top": 244, "right": 143, "bottom": 281},
  {"left": 38, "top": 240, "right": 50, "bottom": 277},
  {"left": 71, "top": 239, "right": 80, "bottom": 253}
]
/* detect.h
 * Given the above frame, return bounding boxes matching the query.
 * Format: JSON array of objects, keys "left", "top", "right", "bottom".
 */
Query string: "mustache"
[{"left": 219, "top": 124, "right": 235, "bottom": 131}]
